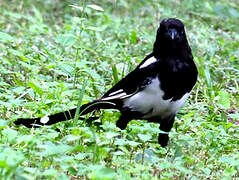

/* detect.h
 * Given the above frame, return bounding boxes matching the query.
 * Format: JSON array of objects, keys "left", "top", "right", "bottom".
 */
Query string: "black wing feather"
[{"left": 101, "top": 53, "right": 155, "bottom": 99}]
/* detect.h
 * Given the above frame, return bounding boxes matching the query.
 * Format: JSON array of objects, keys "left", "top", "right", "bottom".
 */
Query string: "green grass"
[{"left": 0, "top": 0, "right": 239, "bottom": 179}]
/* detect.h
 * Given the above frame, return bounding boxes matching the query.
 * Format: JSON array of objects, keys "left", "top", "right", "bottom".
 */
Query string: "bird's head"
[
  {"left": 158, "top": 18, "right": 186, "bottom": 42},
  {"left": 154, "top": 18, "right": 190, "bottom": 57}
]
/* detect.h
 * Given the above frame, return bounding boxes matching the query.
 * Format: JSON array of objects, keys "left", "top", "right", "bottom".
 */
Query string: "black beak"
[{"left": 168, "top": 28, "right": 178, "bottom": 40}]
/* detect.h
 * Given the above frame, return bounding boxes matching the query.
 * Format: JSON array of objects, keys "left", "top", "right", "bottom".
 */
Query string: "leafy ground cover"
[{"left": 0, "top": 0, "right": 239, "bottom": 179}]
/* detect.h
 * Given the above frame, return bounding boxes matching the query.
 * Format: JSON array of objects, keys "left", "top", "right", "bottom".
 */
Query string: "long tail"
[{"left": 14, "top": 100, "right": 116, "bottom": 128}]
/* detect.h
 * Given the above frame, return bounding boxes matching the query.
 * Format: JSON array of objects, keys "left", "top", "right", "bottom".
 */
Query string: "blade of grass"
[
  {"left": 73, "top": 79, "right": 87, "bottom": 126},
  {"left": 111, "top": 64, "right": 119, "bottom": 84}
]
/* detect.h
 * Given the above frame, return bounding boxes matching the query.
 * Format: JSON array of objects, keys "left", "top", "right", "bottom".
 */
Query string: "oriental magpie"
[{"left": 15, "top": 18, "right": 198, "bottom": 147}]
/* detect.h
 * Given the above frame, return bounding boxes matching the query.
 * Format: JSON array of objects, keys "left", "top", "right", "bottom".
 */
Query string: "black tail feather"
[{"left": 14, "top": 100, "right": 117, "bottom": 128}]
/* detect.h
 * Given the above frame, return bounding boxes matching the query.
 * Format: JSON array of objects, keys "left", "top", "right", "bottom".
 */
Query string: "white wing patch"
[
  {"left": 102, "top": 92, "right": 127, "bottom": 100},
  {"left": 139, "top": 56, "right": 157, "bottom": 69},
  {"left": 102, "top": 88, "right": 137, "bottom": 101},
  {"left": 123, "top": 77, "right": 190, "bottom": 119},
  {"left": 109, "top": 89, "right": 123, "bottom": 96},
  {"left": 102, "top": 89, "right": 126, "bottom": 100}
]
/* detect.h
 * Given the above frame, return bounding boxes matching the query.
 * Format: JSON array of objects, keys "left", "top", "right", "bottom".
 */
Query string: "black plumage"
[{"left": 14, "top": 18, "right": 198, "bottom": 147}]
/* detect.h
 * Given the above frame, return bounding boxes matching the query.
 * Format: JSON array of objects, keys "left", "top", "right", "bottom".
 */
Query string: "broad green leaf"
[
  {"left": 41, "top": 142, "right": 73, "bottom": 156},
  {"left": 229, "top": 8, "right": 239, "bottom": 18},
  {"left": 137, "top": 134, "right": 152, "bottom": 142},
  {"left": 43, "top": 169, "right": 58, "bottom": 176},
  {"left": 0, "top": 120, "right": 8, "bottom": 127},
  {"left": 0, "top": 148, "right": 24, "bottom": 167},
  {"left": 218, "top": 90, "right": 230, "bottom": 109},
  {"left": 2, "top": 128, "right": 18, "bottom": 141},
  {"left": 229, "top": 113, "right": 239, "bottom": 120},
  {"left": 213, "top": 4, "right": 228, "bottom": 18},
  {"left": 9, "top": 49, "right": 24, "bottom": 57},
  {"left": 113, "top": 151, "right": 125, "bottom": 156},
  {"left": 105, "top": 131, "right": 119, "bottom": 139},
  {"left": 90, "top": 167, "right": 116, "bottom": 180},
  {"left": 0, "top": 32, "right": 13, "bottom": 42},
  {"left": 56, "top": 174, "right": 70, "bottom": 180},
  {"left": 115, "top": 138, "right": 128, "bottom": 146},
  {"left": 127, "top": 140, "right": 140, "bottom": 147},
  {"left": 55, "top": 34, "right": 76, "bottom": 47},
  {"left": 224, "top": 167, "right": 237, "bottom": 176},
  {"left": 60, "top": 64, "right": 75, "bottom": 74},
  {"left": 0, "top": 160, "right": 7, "bottom": 168}
]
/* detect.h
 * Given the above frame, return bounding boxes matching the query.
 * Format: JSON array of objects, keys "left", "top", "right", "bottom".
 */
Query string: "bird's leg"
[
  {"left": 116, "top": 115, "right": 132, "bottom": 130},
  {"left": 158, "top": 115, "right": 175, "bottom": 147}
]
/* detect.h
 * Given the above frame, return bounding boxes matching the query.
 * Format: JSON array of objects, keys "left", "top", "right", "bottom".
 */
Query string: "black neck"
[{"left": 153, "top": 38, "right": 192, "bottom": 61}]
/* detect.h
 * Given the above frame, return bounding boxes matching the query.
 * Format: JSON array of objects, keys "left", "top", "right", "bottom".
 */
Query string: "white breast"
[{"left": 123, "top": 77, "right": 189, "bottom": 119}]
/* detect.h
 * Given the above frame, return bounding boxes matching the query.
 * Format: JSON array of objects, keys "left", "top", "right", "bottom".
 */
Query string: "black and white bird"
[{"left": 15, "top": 18, "right": 198, "bottom": 147}]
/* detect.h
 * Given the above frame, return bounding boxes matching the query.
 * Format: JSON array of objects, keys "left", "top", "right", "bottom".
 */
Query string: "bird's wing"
[{"left": 101, "top": 53, "right": 159, "bottom": 101}]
